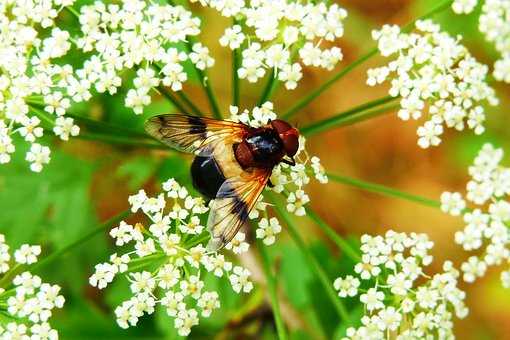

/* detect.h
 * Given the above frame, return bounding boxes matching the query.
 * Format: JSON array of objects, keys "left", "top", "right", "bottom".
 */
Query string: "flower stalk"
[
  {"left": 268, "top": 193, "right": 351, "bottom": 324},
  {"left": 258, "top": 240, "right": 288, "bottom": 340},
  {"left": 300, "top": 96, "right": 398, "bottom": 136},
  {"left": 282, "top": 0, "right": 454, "bottom": 119},
  {"left": 306, "top": 210, "right": 361, "bottom": 262},
  {"left": 327, "top": 173, "right": 441, "bottom": 209},
  {"left": 32, "top": 211, "right": 130, "bottom": 271}
]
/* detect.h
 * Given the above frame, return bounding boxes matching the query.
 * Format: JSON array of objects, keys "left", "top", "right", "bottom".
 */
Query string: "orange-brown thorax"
[{"left": 234, "top": 120, "right": 300, "bottom": 170}]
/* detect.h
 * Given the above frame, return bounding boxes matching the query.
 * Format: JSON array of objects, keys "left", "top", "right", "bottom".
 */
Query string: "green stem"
[
  {"left": 176, "top": 91, "right": 204, "bottom": 117},
  {"left": 152, "top": 63, "right": 203, "bottom": 116},
  {"left": 75, "top": 131, "right": 167, "bottom": 150},
  {"left": 402, "top": 0, "right": 454, "bottom": 32},
  {"left": 30, "top": 106, "right": 55, "bottom": 127},
  {"left": 181, "top": 39, "right": 222, "bottom": 119},
  {"left": 258, "top": 240, "right": 287, "bottom": 340},
  {"left": 166, "top": 0, "right": 222, "bottom": 118},
  {"left": 184, "top": 232, "right": 210, "bottom": 248},
  {"left": 0, "top": 265, "right": 24, "bottom": 289},
  {"left": 232, "top": 47, "right": 241, "bottom": 107},
  {"left": 66, "top": 113, "right": 149, "bottom": 138},
  {"left": 32, "top": 211, "right": 130, "bottom": 271},
  {"left": 283, "top": 50, "right": 377, "bottom": 119},
  {"left": 156, "top": 85, "right": 191, "bottom": 115},
  {"left": 268, "top": 193, "right": 351, "bottom": 324},
  {"left": 64, "top": 6, "right": 80, "bottom": 19},
  {"left": 300, "top": 96, "right": 398, "bottom": 136},
  {"left": 327, "top": 173, "right": 441, "bottom": 208},
  {"left": 258, "top": 69, "right": 277, "bottom": 106},
  {"left": 282, "top": 0, "right": 453, "bottom": 119},
  {"left": 195, "top": 66, "right": 222, "bottom": 119},
  {"left": 306, "top": 210, "right": 361, "bottom": 262}
]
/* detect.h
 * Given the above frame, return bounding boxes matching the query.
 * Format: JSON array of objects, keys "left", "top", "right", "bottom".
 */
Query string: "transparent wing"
[
  {"left": 144, "top": 114, "right": 248, "bottom": 155},
  {"left": 207, "top": 169, "right": 271, "bottom": 251}
]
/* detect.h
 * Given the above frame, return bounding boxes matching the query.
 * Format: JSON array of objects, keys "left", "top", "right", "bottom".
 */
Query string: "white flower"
[
  {"left": 440, "top": 192, "right": 466, "bottom": 216},
  {"left": 53, "top": 117, "right": 80, "bottom": 141},
  {"left": 189, "top": 43, "right": 214, "bottom": 70},
  {"left": 0, "top": 135, "right": 15, "bottom": 164},
  {"left": 129, "top": 271, "right": 156, "bottom": 294},
  {"left": 338, "top": 231, "right": 467, "bottom": 338},
  {"left": 278, "top": 63, "right": 303, "bottom": 90},
  {"left": 360, "top": 288, "right": 385, "bottom": 312},
  {"left": 125, "top": 89, "right": 151, "bottom": 114},
  {"left": 89, "top": 263, "right": 116, "bottom": 289},
  {"left": 18, "top": 117, "right": 43, "bottom": 143},
  {"left": 377, "top": 307, "right": 402, "bottom": 331},
  {"left": 286, "top": 190, "right": 309, "bottom": 216},
  {"left": 44, "top": 91, "right": 71, "bottom": 116},
  {"left": 225, "top": 232, "right": 250, "bottom": 254},
  {"left": 175, "top": 308, "right": 199, "bottom": 336},
  {"left": 90, "top": 178, "right": 254, "bottom": 335},
  {"left": 197, "top": 291, "right": 220, "bottom": 317},
  {"left": 417, "top": 121, "right": 443, "bottom": 149},
  {"left": 442, "top": 144, "right": 510, "bottom": 287},
  {"left": 256, "top": 217, "right": 282, "bottom": 245},
  {"left": 333, "top": 275, "right": 360, "bottom": 297},
  {"left": 133, "top": 68, "right": 160, "bottom": 92},
  {"left": 0, "top": 235, "right": 64, "bottom": 338},
  {"left": 478, "top": 0, "right": 510, "bottom": 83},
  {"left": 461, "top": 256, "right": 487, "bottom": 283},
  {"left": 452, "top": 0, "right": 478, "bottom": 14},
  {"left": 194, "top": 1, "right": 347, "bottom": 89},
  {"left": 14, "top": 244, "right": 41, "bottom": 264},
  {"left": 219, "top": 25, "right": 245, "bottom": 49},
  {"left": 179, "top": 216, "right": 204, "bottom": 235},
  {"left": 229, "top": 266, "right": 253, "bottom": 293},
  {"left": 110, "top": 221, "right": 141, "bottom": 245},
  {"left": 369, "top": 20, "right": 498, "bottom": 147},
  {"left": 26, "top": 143, "right": 51, "bottom": 172}
]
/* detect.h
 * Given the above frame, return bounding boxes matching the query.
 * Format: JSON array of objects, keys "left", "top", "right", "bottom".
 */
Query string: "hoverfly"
[{"left": 145, "top": 114, "right": 299, "bottom": 250}]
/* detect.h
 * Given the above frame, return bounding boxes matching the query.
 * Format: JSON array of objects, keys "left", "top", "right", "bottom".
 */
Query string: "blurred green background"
[{"left": 1, "top": 0, "right": 509, "bottom": 339}]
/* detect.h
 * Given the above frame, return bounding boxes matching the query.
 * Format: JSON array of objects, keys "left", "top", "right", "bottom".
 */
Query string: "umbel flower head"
[
  {"left": 228, "top": 102, "right": 328, "bottom": 245},
  {"left": 335, "top": 230, "right": 467, "bottom": 339},
  {"left": 479, "top": 0, "right": 510, "bottom": 83},
  {"left": 90, "top": 179, "right": 255, "bottom": 336},
  {"left": 441, "top": 143, "right": 510, "bottom": 286},
  {"left": 367, "top": 19, "right": 498, "bottom": 148},
  {"left": 0, "top": 234, "right": 65, "bottom": 339},
  {"left": 75, "top": 0, "right": 203, "bottom": 115},
  {"left": 195, "top": 0, "right": 347, "bottom": 89},
  {"left": 0, "top": 0, "right": 81, "bottom": 172},
  {"left": 452, "top": 0, "right": 510, "bottom": 83}
]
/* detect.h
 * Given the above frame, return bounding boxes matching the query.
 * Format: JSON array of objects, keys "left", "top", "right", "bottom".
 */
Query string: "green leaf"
[{"left": 0, "top": 138, "right": 96, "bottom": 248}]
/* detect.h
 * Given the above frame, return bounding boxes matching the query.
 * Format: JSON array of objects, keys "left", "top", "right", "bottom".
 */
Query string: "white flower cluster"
[
  {"left": 441, "top": 143, "right": 510, "bottom": 286},
  {"left": 0, "top": 0, "right": 81, "bottom": 172},
  {"left": 228, "top": 102, "right": 327, "bottom": 244},
  {"left": 367, "top": 20, "right": 498, "bottom": 148},
  {"left": 479, "top": 0, "right": 510, "bottom": 83},
  {"left": 75, "top": 0, "right": 204, "bottom": 114},
  {"left": 336, "top": 231, "right": 468, "bottom": 339},
  {"left": 0, "top": 234, "right": 65, "bottom": 339},
  {"left": 452, "top": 0, "right": 479, "bottom": 14},
  {"left": 200, "top": 0, "right": 347, "bottom": 89},
  {"left": 89, "top": 179, "right": 254, "bottom": 336}
]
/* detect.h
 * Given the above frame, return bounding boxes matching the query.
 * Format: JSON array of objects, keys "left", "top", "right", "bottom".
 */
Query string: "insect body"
[{"left": 145, "top": 114, "right": 299, "bottom": 250}]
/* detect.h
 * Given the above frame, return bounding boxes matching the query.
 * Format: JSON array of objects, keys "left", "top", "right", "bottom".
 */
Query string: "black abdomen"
[{"left": 190, "top": 156, "right": 226, "bottom": 200}]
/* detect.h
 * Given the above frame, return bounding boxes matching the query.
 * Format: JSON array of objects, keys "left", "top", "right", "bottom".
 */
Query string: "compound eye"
[{"left": 283, "top": 134, "right": 299, "bottom": 157}]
